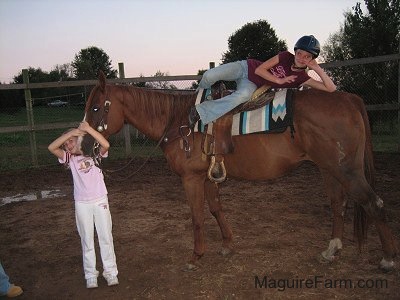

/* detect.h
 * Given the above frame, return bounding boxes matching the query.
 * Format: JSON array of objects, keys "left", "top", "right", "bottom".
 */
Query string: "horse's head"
[{"left": 81, "top": 71, "right": 124, "bottom": 156}]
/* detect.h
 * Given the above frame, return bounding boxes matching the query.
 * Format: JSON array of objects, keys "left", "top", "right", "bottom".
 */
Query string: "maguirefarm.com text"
[{"left": 255, "top": 275, "right": 388, "bottom": 291}]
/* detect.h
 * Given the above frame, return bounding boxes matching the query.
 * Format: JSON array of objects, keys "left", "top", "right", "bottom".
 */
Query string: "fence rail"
[{"left": 0, "top": 54, "right": 399, "bottom": 170}]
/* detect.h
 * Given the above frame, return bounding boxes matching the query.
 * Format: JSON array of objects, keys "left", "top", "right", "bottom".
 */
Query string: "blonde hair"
[{"left": 61, "top": 128, "right": 76, "bottom": 151}]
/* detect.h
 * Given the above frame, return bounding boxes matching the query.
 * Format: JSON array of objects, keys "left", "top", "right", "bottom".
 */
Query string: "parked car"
[{"left": 47, "top": 100, "right": 68, "bottom": 107}]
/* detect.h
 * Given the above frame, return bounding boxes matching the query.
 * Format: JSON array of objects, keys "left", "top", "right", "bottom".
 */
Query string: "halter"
[
  {"left": 96, "top": 98, "right": 111, "bottom": 133},
  {"left": 89, "top": 89, "right": 111, "bottom": 168}
]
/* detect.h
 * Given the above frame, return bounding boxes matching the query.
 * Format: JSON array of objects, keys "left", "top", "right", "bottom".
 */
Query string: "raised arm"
[
  {"left": 48, "top": 128, "right": 84, "bottom": 159},
  {"left": 78, "top": 121, "right": 110, "bottom": 155}
]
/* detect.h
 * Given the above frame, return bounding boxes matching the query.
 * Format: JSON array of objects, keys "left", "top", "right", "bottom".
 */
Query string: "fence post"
[
  {"left": 398, "top": 44, "right": 400, "bottom": 151},
  {"left": 119, "top": 63, "right": 132, "bottom": 157},
  {"left": 23, "top": 69, "right": 39, "bottom": 167}
]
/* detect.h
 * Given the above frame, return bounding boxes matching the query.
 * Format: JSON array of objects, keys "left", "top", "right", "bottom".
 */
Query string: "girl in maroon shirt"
[{"left": 189, "top": 35, "right": 336, "bottom": 126}]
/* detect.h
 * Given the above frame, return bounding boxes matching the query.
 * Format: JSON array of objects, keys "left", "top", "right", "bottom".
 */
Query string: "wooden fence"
[{"left": 0, "top": 55, "right": 399, "bottom": 168}]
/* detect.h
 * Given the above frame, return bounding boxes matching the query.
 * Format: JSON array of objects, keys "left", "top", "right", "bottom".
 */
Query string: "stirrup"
[{"left": 207, "top": 155, "right": 227, "bottom": 183}]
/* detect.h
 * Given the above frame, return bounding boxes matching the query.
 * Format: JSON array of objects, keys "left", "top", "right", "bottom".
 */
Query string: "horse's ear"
[{"left": 98, "top": 70, "right": 106, "bottom": 92}]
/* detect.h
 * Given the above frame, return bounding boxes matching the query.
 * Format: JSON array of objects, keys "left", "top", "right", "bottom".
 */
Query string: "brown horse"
[{"left": 82, "top": 72, "right": 397, "bottom": 271}]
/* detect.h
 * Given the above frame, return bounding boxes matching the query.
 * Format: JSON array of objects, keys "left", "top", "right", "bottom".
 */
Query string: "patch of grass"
[
  {"left": 372, "top": 134, "right": 399, "bottom": 152},
  {"left": 0, "top": 131, "right": 164, "bottom": 171},
  {"left": 0, "top": 133, "right": 24, "bottom": 145},
  {"left": 0, "top": 106, "right": 84, "bottom": 127}
]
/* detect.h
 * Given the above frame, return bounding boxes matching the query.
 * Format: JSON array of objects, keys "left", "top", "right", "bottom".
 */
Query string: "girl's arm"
[
  {"left": 79, "top": 121, "right": 110, "bottom": 155},
  {"left": 48, "top": 129, "right": 83, "bottom": 159},
  {"left": 303, "top": 60, "right": 336, "bottom": 92},
  {"left": 255, "top": 54, "right": 298, "bottom": 85}
]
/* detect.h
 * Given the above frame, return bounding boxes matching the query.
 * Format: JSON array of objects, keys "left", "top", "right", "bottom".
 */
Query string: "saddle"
[{"left": 203, "top": 82, "right": 279, "bottom": 183}]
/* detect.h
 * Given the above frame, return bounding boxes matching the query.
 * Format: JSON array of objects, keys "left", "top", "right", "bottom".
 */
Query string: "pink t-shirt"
[
  {"left": 247, "top": 51, "right": 311, "bottom": 88},
  {"left": 59, "top": 151, "right": 108, "bottom": 203}
]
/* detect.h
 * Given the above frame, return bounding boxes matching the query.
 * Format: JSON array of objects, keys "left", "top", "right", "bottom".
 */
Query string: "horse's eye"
[{"left": 93, "top": 106, "right": 99, "bottom": 112}]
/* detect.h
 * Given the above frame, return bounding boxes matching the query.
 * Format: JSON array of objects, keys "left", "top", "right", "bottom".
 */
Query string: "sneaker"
[
  {"left": 6, "top": 284, "right": 23, "bottom": 297},
  {"left": 188, "top": 106, "right": 200, "bottom": 128},
  {"left": 104, "top": 275, "right": 119, "bottom": 286},
  {"left": 86, "top": 277, "right": 98, "bottom": 289}
]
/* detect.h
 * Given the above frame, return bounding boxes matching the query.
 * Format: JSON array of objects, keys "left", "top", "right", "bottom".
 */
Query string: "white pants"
[{"left": 75, "top": 196, "right": 118, "bottom": 279}]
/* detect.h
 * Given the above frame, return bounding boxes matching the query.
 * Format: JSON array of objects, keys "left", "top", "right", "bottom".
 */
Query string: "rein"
[{"left": 102, "top": 132, "right": 168, "bottom": 182}]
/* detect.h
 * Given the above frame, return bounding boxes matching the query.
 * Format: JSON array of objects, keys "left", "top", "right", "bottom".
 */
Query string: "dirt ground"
[{"left": 0, "top": 152, "right": 399, "bottom": 300}]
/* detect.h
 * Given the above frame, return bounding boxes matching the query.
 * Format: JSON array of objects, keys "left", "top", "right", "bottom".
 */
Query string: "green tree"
[
  {"left": 13, "top": 67, "right": 49, "bottom": 84},
  {"left": 190, "top": 69, "right": 207, "bottom": 90},
  {"left": 322, "top": 0, "right": 399, "bottom": 128},
  {"left": 222, "top": 20, "right": 287, "bottom": 63},
  {"left": 49, "top": 64, "right": 74, "bottom": 82},
  {"left": 132, "top": 74, "right": 147, "bottom": 88},
  {"left": 12, "top": 67, "right": 51, "bottom": 107},
  {"left": 322, "top": 0, "right": 399, "bottom": 101},
  {"left": 145, "top": 71, "right": 177, "bottom": 89},
  {"left": 71, "top": 46, "right": 118, "bottom": 80},
  {"left": 11, "top": 66, "right": 78, "bottom": 107}
]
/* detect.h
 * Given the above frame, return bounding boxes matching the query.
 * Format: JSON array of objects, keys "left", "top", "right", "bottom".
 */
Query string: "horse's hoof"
[
  {"left": 379, "top": 258, "right": 395, "bottom": 272},
  {"left": 320, "top": 251, "right": 338, "bottom": 263},
  {"left": 184, "top": 263, "right": 199, "bottom": 271},
  {"left": 219, "top": 247, "right": 232, "bottom": 257},
  {"left": 321, "top": 239, "right": 342, "bottom": 263}
]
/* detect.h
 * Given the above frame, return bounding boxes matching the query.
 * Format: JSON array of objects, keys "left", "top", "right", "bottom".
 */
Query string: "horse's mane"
[{"left": 119, "top": 85, "right": 196, "bottom": 124}]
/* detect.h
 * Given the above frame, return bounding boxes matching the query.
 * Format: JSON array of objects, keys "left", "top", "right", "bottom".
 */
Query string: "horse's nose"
[{"left": 97, "top": 124, "right": 107, "bottom": 132}]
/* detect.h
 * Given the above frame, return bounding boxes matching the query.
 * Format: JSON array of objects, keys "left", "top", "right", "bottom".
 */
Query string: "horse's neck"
[{"left": 123, "top": 88, "right": 184, "bottom": 141}]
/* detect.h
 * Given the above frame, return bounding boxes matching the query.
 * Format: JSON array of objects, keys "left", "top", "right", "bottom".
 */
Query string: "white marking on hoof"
[
  {"left": 379, "top": 258, "right": 395, "bottom": 272},
  {"left": 185, "top": 263, "right": 199, "bottom": 271},
  {"left": 321, "top": 238, "right": 343, "bottom": 262}
]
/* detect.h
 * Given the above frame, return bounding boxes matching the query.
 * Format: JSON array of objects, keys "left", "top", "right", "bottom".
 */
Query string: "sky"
[{"left": 0, "top": 0, "right": 360, "bottom": 83}]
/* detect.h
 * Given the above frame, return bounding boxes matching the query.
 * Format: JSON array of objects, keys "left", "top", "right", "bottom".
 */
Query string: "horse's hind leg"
[
  {"left": 320, "top": 171, "right": 346, "bottom": 262},
  {"left": 205, "top": 180, "right": 233, "bottom": 256},
  {"left": 343, "top": 170, "right": 398, "bottom": 271}
]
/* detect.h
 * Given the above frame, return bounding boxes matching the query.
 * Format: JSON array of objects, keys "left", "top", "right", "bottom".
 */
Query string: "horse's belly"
[{"left": 224, "top": 134, "right": 304, "bottom": 180}]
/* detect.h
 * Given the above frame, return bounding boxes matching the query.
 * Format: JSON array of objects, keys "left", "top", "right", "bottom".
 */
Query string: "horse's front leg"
[
  {"left": 182, "top": 174, "right": 207, "bottom": 270},
  {"left": 205, "top": 180, "right": 233, "bottom": 256},
  {"left": 320, "top": 171, "right": 346, "bottom": 262}
]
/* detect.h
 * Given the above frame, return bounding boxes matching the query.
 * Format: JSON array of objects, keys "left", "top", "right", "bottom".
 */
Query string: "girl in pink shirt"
[{"left": 48, "top": 121, "right": 118, "bottom": 289}]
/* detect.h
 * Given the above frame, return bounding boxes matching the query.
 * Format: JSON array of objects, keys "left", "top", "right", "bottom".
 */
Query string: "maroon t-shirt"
[{"left": 247, "top": 51, "right": 310, "bottom": 88}]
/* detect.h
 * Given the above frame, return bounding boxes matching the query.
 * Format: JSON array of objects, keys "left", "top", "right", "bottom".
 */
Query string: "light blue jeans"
[
  {"left": 196, "top": 60, "right": 257, "bottom": 124},
  {"left": 0, "top": 262, "right": 11, "bottom": 296}
]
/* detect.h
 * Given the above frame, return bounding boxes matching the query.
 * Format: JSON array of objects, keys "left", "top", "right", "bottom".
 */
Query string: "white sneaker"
[
  {"left": 86, "top": 277, "right": 98, "bottom": 289},
  {"left": 104, "top": 275, "right": 119, "bottom": 286}
]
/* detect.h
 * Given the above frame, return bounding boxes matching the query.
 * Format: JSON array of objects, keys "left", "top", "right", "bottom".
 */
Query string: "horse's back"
[
  {"left": 293, "top": 89, "right": 364, "bottom": 124},
  {"left": 225, "top": 89, "right": 368, "bottom": 179}
]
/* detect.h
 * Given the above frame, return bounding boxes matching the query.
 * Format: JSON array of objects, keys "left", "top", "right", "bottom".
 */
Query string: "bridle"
[
  {"left": 88, "top": 86, "right": 175, "bottom": 180},
  {"left": 96, "top": 99, "right": 111, "bottom": 133}
]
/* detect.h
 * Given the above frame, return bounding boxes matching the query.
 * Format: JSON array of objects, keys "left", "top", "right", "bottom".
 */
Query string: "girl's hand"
[
  {"left": 71, "top": 128, "right": 86, "bottom": 137},
  {"left": 278, "top": 75, "right": 298, "bottom": 84},
  {"left": 306, "top": 59, "right": 320, "bottom": 70},
  {"left": 78, "top": 121, "right": 91, "bottom": 132}
]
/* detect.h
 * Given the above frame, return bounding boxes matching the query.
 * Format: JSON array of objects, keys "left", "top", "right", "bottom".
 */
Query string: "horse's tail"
[{"left": 353, "top": 95, "right": 375, "bottom": 250}]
